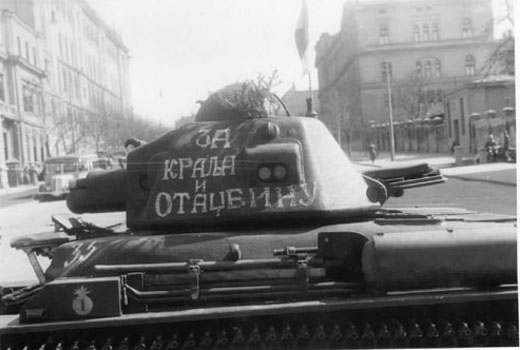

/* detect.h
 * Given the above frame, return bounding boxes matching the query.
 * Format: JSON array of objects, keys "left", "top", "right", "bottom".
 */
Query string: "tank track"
[{"left": 3, "top": 306, "right": 518, "bottom": 349}]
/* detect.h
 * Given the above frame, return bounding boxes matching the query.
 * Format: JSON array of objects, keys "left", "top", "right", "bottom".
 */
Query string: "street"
[
  {"left": 0, "top": 194, "right": 126, "bottom": 287},
  {"left": 0, "top": 164, "right": 516, "bottom": 287},
  {"left": 387, "top": 168, "right": 517, "bottom": 216}
]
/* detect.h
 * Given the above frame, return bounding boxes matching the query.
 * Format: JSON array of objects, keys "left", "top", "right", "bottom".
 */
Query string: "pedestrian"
[
  {"left": 124, "top": 138, "right": 145, "bottom": 153},
  {"left": 484, "top": 134, "right": 498, "bottom": 162},
  {"left": 368, "top": 141, "right": 377, "bottom": 164},
  {"left": 28, "top": 163, "right": 39, "bottom": 185},
  {"left": 502, "top": 131, "right": 511, "bottom": 161},
  {"left": 22, "top": 165, "right": 30, "bottom": 184}
]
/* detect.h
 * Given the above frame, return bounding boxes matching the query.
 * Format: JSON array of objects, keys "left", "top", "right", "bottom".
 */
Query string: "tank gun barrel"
[
  {"left": 67, "top": 169, "right": 127, "bottom": 213},
  {"left": 362, "top": 163, "right": 445, "bottom": 197}
]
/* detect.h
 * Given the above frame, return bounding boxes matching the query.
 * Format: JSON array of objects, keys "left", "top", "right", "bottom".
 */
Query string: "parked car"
[
  {"left": 38, "top": 154, "right": 101, "bottom": 199},
  {"left": 92, "top": 157, "right": 114, "bottom": 170}
]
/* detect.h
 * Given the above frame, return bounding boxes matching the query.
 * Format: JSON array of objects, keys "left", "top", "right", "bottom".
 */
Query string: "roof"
[
  {"left": 78, "top": 0, "right": 129, "bottom": 53},
  {"left": 281, "top": 87, "right": 319, "bottom": 116},
  {"left": 470, "top": 75, "right": 515, "bottom": 84},
  {"left": 444, "top": 74, "right": 515, "bottom": 98}
]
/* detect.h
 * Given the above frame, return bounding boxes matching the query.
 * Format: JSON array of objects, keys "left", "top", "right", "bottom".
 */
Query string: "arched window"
[
  {"left": 416, "top": 61, "right": 422, "bottom": 76},
  {"left": 432, "top": 23, "right": 439, "bottom": 40},
  {"left": 425, "top": 60, "right": 432, "bottom": 78},
  {"left": 413, "top": 24, "right": 420, "bottom": 42},
  {"left": 379, "top": 23, "right": 390, "bottom": 44},
  {"left": 465, "top": 55, "right": 476, "bottom": 75},
  {"left": 422, "top": 23, "right": 430, "bottom": 41},
  {"left": 462, "top": 18, "right": 472, "bottom": 38},
  {"left": 381, "top": 61, "right": 392, "bottom": 81},
  {"left": 434, "top": 59, "right": 441, "bottom": 77}
]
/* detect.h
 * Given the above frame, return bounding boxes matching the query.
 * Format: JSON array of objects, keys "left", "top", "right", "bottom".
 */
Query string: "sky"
[
  {"left": 88, "top": 0, "right": 344, "bottom": 125},
  {"left": 88, "top": 0, "right": 512, "bottom": 126}
]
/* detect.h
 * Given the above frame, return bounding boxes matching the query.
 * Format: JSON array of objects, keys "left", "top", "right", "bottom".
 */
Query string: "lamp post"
[
  {"left": 69, "top": 104, "right": 76, "bottom": 154},
  {"left": 485, "top": 109, "right": 497, "bottom": 134},
  {"left": 502, "top": 107, "right": 514, "bottom": 134},
  {"left": 385, "top": 60, "right": 396, "bottom": 161}
]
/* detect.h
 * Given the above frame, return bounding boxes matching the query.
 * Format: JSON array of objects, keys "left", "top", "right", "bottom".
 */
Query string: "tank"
[{"left": 1, "top": 84, "right": 517, "bottom": 349}]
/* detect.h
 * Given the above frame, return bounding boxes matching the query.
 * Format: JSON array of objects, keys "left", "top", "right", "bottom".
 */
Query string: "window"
[
  {"left": 69, "top": 71, "right": 73, "bottom": 97},
  {"left": 64, "top": 37, "right": 68, "bottom": 61},
  {"left": 75, "top": 75, "right": 80, "bottom": 99},
  {"left": 413, "top": 24, "right": 420, "bottom": 42},
  {"left": 381, "top": 61, "right": 392, "bottom": 81},
  {"left": 459, "top": 97, "right": 465, "bottom": 135},
  {"left": 17, "top": 37, "right": 21, "bottom": 56},
  {"left": 25, "top": 42, "right": 29, "bottom": 61},
  {"left": 62, "top": 68, "right": 67, "bottom": 92},
  {"left": 462, "top": 17, "right": 472, "bottom": 38},
  {"left": 40, "top": 135, "right": 45, "bottom": 161},
  {"left": 432, "top": 23, "right": 439, "bottom": 40},
  {"left": 446, "top": 102, "right": 452, "bottom": 137},
  {"left": 32, "top": 47, "right": 37, "bottom": 66},
  {"left": 425, "top": 60, "right": 432, "bottom": 78},
  {"left": 71, "top": 43, "right": 76, "bottom": 64},
  {"left": 0, "top": 74, "right": 5, "bottom": 101},
  {"left": 58, "top": 33, "right": 63, "bottom": 57},
  {"left": 3, "top": 131, "right": 8, "bottom": 160},
  {"left": 379, "top": 23, "right": 390, "bottom": 44},
  {"left": 465, "top": 54, "right": 476, "bottom": 75},
  {"left": 416, "top": 58, "right": 439, "bottom": 79},
  {"left": 33, "top": 136, "right": 37, "bottom": 162},
  {"left": 422, "top": 23, "right": 430, "bottom": 41},
  {"left": 22, "top": 85, "right": 34, "bottom": 113},
  {"left": 26, "top": 134, "right": 31, "bottom": 161},
  {"left": 434, "top": 59, "right": 441, "bottom": 77}
]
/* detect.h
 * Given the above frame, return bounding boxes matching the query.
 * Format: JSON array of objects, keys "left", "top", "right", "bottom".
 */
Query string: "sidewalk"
[
  {"left": 351, "top": 151, "right": 456, "bottom": 169},
  {"left": 0, "top": 184, "right": 39, "bottom": 198},
  {"left": 351, "top": 151, "right": 517, "bottom": 177}
]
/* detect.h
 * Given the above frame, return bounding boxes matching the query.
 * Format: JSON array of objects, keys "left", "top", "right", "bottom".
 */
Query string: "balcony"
[
  {"left": 7, "top": 55, "right": 46, "bottom": 77},
  {"left": 0, "top": 100, "right": 17, "bottom": 120}
]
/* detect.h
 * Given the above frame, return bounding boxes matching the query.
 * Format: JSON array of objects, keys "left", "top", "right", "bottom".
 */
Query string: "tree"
[
  {"left": 47, "top": 104, "right": 89, "bottom": 155},
  {"left": 47, "top": 101, "right": 170, "bottom": 156},
  {"left": 482, "top": 0, "right": 514, "bottom": 76},
  {"left": 392, "top": 71, "right": 443, "bottom": 121}
]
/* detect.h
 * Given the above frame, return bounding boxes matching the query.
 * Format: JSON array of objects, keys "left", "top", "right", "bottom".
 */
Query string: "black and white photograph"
[{"left": 0, "top": 0, "right": 517, "bottom": 348}]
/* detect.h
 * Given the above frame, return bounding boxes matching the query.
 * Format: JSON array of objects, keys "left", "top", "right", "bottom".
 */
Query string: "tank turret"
[{"left": 68, "top": 116, "right": 385, "bottom": 230}]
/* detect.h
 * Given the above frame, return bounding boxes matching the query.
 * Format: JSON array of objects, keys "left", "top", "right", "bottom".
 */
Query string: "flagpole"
[
  {"left": 306, "top": 70, "right": 317, "bottom": 117},
  {"left": 295, "top": 0, "right": 317, "bottom": 117},
  {"left": 308, "top": 70, "right": 312, "bottom": 97}
]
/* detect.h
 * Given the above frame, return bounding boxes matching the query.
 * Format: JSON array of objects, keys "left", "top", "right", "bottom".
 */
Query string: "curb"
[
  {"left": 442, "top": 174, "right": 516, "bottom": 187},
  {"left": 0, "top": 185, "right": 39, "bottom": 197}
]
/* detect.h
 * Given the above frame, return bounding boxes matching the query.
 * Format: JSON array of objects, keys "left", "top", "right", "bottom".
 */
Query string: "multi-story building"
[
  {"left": 281, "top": 86, "right": 319, "bottom": 117},
  {"left": 315, "top": 0, "right": 497, "bottom": 151},
  {"left": 0, "top": 0, "right": 131, "bottom": 187},
  {"left": 0, "top": 8, "right": 46, "bottom": 187}
]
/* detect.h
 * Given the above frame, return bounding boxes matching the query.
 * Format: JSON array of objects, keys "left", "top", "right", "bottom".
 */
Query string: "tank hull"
[
  {"left": 2, "top": 208, "right": 517, "bottom": 349},
  {"left": 1, "top": 286, "right": 517, "bottom": 349}
]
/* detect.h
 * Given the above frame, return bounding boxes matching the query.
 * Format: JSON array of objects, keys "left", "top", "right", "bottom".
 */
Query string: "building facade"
[
  {"left": 315, "top": 0, "right": 497, "bottom": 151},
  {"left": 0, "top": 0, "right": 131, "bottom": 188},
  {"left": 444, "top": 75, "right": 515, "bottom": 153}
]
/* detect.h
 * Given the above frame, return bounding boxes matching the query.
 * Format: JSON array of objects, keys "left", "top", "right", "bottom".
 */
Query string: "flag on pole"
[{"left": 295, "top": 0, "right": 310, "bottom": 74}]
